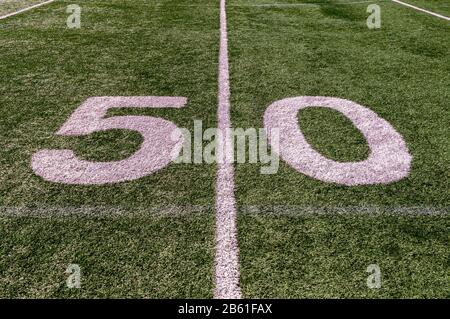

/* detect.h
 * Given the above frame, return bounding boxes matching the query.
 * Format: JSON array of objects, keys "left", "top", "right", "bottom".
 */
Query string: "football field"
[{"left": 0, "top": 0, "right": 448, "bottom": 298}]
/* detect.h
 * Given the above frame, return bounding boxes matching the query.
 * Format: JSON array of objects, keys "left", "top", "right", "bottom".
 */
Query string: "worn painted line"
[
  {"left": 392, "top": 0, "right": 450, "bottom": 21},
  {"left": 0, "top": 0, "right": 56, "bottom": 20},
  {"left": 214, "top": 0, "right": 242, "bottom": 300}
]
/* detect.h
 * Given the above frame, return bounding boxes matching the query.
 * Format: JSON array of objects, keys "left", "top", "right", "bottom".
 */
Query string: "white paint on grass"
[
  {"left": 264, "top": 96, "right": 412, "bottom": 186},
  {"left": 0, "top": 205, "right": 447, "bottom": 218},
  {"left": 0, "top": 0, "right": 56, "bottom": 20},
  {"left": 214, "top": 0, "right": 242, "bottom": 299},
  {"left": 0, "top": 205, "right": 212, "bottom": 218},
  {"left": 392, "top": 0, "right": 450, "bottom": 21},
  {"left": 241, "top": 205, "right": 449, "bottom": 217},
  {"left": 32, "top": 96, "right": 186, "bottom": 185}
]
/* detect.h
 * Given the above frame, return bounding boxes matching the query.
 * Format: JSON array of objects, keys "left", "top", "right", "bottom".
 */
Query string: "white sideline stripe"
[
  {"left": 214, "top": 0, "right": 242, "bottom": 299},
  {"left": 392, "top": 0, "right": 450, "bottom": 21},
  {"left": 0, "top": 0, "right": 56, "bottom": 20}
]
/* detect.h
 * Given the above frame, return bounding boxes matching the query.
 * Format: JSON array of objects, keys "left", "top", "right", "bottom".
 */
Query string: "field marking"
[
  {"left": 241, "top": 205, "right": 449, "bottom": 217},
  {"left": 214, "top": 0, "right": 242, "bottom": 299},
  {"left": 264, "top": 96, "right": 411, "bottom": 186},
  {"left": 31, "top": 96, "right": 186, "bottom": 185},
  {"left": 0, "top": 205, "right": 211, "bottom": 218},
  {"left": 0, "top": 0, "right": 56, "bottom": 20},
  {"left": 0, "top": 205, "right": 447, "bottom": 218},
  {"left": 392, "top": 0, "right": 450, "bottom": 21}
]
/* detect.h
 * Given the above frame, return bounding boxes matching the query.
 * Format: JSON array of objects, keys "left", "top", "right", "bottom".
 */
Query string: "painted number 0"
[
  {"left": 32, "top": 96, "right": 186, "bottom": 185},
  {"left": 264, "top": 96, "right": 411, "bottom": 185}
]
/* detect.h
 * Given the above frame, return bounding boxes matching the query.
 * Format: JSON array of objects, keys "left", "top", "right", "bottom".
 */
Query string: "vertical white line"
[
  {"left": 0, "top": 0, "right": 56, "bottom": 20},
  {"left": 214, "top": 0, "right": 242, "bottom": 299},
  {"left": 392, "top": 0, "right": 450, "bottom": 21}
]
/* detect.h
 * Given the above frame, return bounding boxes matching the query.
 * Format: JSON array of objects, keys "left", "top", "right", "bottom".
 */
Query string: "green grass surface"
[
  {"left": 0, "top": 0, "right": 449, "bottom": 298},
  {"left": 228, "top": 0, "right": 449, "bottom": 297},
  {"left": 0, "top": 0, "right": 219, "bottom": 297},
  {"left": 229, "top": 0, "right": 449, "bottom": 206},
  {"left": 0, "top": 0, "right": 48, "bottom": 16},
  {"left": 239, "top": 214, "right": 449, "bottom": 298},
  {"left": 402, "top": 0, "right": 450, "bottom": 17},
  {"left": 0, "top": 213, "right": 215, "bottom": 298}
]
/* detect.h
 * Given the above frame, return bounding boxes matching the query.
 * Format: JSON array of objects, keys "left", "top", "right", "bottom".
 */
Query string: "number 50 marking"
[
  {"left": 32, "top": 95, "right": 411, "bottom": 186},
  {"left": 32, "top": 96, "right": 186, "bottom": 185}
]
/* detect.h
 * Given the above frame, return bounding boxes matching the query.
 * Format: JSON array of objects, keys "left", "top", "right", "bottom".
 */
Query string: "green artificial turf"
[
  {"left": 0, "top": 0, "right": 448, "bottom": 298},
  {"left": 239, "top": 214, "right": 449, "bottom": 298},
  {"left": 0, "top": 213, "right": 215, "bottom": 298},
  {"left": 0, "top": 0, "right": 49, "bottom": 16},
  {"left": 0, "top": 0, "right": 219, "bottom": 297},
  {"left": 228, "top": 0, "right": 449, "bottom": 297},
  {"left": 229, "top": 0, "right": 449, "bottom": 206},
  {"left": 401, "top": 0, "right": 450, "bottom": 17}
]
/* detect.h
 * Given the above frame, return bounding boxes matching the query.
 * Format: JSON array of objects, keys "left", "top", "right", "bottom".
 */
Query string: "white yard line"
[
  {"left": 0, "top": 0, "right": 56, "bottom": 20},
  {"left": 241, "top": 205, "right": 450, "bottom": 216},
  {"left": 1, "top": 205, "right": 446, "bottom": 218},
  {"left": 214, "top": 0, "right": 242, "bottom": 299},
  {"left": 392, "top": 0, "right": 450, "bottom": 21},
  {"left": 0, "top": 205, "right": 211, "bottom": 218}
]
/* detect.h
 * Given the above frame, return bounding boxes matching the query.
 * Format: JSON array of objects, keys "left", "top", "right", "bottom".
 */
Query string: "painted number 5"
[{"left": 32, "top": 96, "right": 186, "bottom": 185}]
